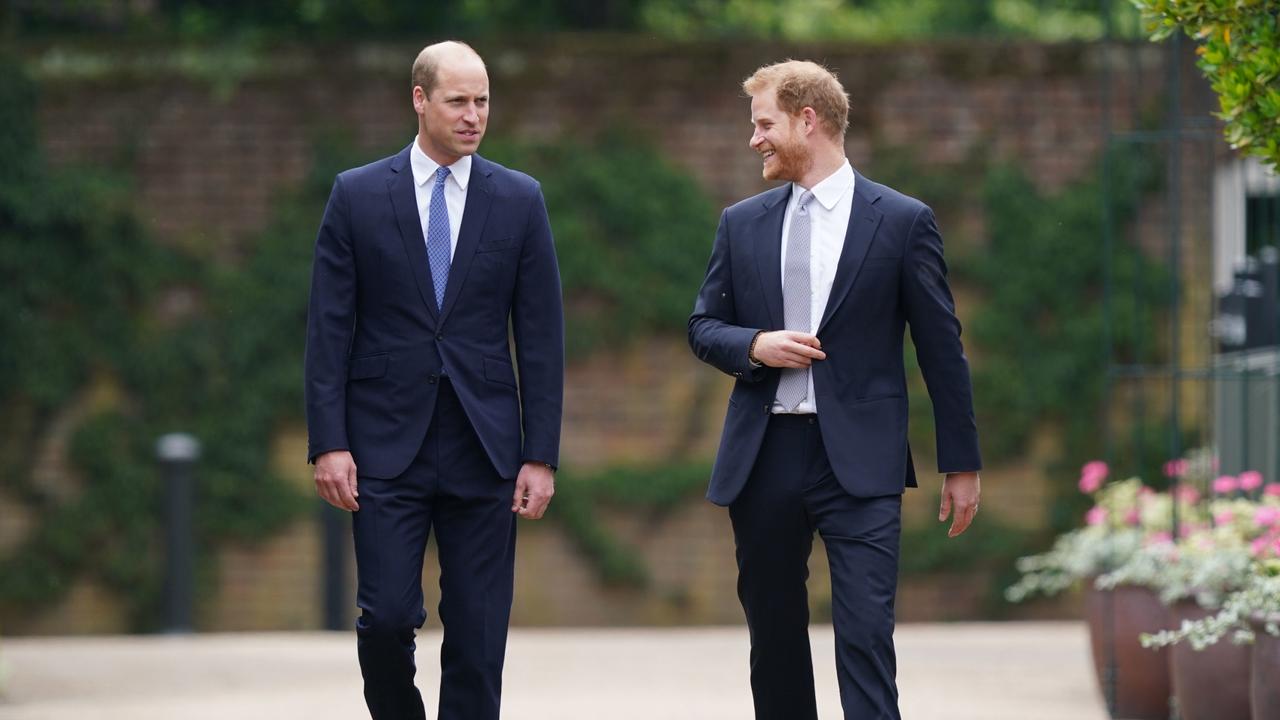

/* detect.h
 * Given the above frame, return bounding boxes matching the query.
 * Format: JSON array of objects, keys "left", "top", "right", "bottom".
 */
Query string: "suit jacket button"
[
  {"left": 762, "top": 404, "right": 770, "bottom": 413},
  {"left": 436, "top": 333, "right": 444, "bottom": 341},
  {"left": 429, "top": 374, "right": 438, "bottom": 384}
]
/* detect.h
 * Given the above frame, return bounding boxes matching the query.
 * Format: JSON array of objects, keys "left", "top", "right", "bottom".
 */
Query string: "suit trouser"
[
  {"left": 352, "top": 379, "right": 516, "bottom": 720},
  {"left": 729, "top": 414, "right": 903, "bottom": 720}
]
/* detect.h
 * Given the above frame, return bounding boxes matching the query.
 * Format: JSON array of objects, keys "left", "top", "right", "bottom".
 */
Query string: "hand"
[
  {"left": 751, "top": 331, "right": 826, "bottom": 369},
  {"left": 513, "top": 462, "right": 555, "bottom": 520},
  {"left": 315, "top": 450, "right": 359, "bottom": 512},
  {"left": 939, "top": 471, "right": 980, "bottom": 538}
]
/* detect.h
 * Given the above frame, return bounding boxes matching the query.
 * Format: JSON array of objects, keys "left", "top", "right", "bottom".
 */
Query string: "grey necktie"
[{"left": 777, "top": 189, "right": 814, "bottom": 411}]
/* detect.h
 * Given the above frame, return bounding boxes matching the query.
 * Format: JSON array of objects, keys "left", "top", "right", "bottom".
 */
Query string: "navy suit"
[
  {"left": 689, "top": 172, "right": 980, "bottom": 718},
  {"left": 305, "top": 145, "right": 563, "bottom": 720}
]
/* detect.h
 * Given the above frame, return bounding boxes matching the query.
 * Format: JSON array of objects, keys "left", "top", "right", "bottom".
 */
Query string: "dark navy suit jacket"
[
  {"left": 689, "top": 172, "right": 980, "bottom": 505},
  {"left": 305, "top": 146, "right": 564, "bottom": 480}
]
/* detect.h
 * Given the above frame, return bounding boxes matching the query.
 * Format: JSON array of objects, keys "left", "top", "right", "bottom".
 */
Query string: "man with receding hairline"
[
  {"left": 689, "top": 59, "right": 982, "bottom": 718},
  {"left": 305, "top": 40, "right": 563, "bottom": 720}
]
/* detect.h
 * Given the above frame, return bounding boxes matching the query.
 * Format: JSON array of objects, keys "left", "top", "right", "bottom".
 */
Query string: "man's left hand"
[
  {"left": 939, "top": 471, "right": 981, "bottom": 538},
  {"left": 513, "top": 461, "right": 555, "bottom": 519}
]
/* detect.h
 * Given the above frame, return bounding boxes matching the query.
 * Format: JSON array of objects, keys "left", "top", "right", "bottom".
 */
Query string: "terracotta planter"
[
  {"left": 1251, "top": 620, "right": 1280, "bottom": 720},
  {"left": 1168, "top": 601, "right": 1251, "bottom": 720},
  {"left": 1084, "top": 583, "right": 1172, "bottom": 720}
]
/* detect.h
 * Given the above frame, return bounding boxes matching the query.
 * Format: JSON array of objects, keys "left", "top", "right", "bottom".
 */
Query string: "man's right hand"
[
  {"left": 315, "top": 450, "right": 359, "bottom": 512},
  {"left": 751, "top": 331, "right": 826, "bottom": 368}
]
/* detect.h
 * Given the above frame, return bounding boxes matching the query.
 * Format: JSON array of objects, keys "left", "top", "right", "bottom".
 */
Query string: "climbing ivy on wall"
[
  {"left": 0, "top": 48, "right": 1175, "bottom": 621},
  {"left": 0, "top": 57, "right": 326, "bottom": 627},
  {"left": 560, "top": 143, "right": 1172, "bottom": 599},
  {"left": 483, "top": 130, "right": 717, "bottom": 355},
  {"left": 874, "top": 141, "right": 1171, "bottom": 534},
  {"left": 0, "top": 53, "right": 723, "bottom": 623}
]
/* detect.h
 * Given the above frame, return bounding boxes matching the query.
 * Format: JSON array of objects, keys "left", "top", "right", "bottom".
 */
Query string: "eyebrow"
[{"left": 443, "top": 93, "right": 488, "bottom": 102}]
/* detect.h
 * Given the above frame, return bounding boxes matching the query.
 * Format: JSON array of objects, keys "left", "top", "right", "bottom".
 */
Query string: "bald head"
[{"left": 412, "top": 41, "right": 486, "bottom": 100}]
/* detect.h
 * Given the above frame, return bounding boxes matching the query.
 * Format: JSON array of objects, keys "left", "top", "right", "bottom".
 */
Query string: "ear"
[
  {"left": 412, "top": 86, "right": 426, "bottom": 114},
  {"left": 800, "top": 107, "right": 819, "bottom": 136}
]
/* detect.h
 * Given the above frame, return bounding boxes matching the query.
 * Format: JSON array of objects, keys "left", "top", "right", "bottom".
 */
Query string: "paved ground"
[{"left": 0, "top": 622, "right": 1107, "bottom": 719}]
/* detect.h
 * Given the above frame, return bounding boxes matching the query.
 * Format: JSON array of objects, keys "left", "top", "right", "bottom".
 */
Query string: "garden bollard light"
[{"left": 157, "top": 432, "right": 200, "bottom": 634}]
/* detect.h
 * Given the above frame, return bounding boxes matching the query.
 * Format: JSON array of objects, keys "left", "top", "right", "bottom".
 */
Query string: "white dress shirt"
[
  {"left": 772, "top": 159, "right": 856, "bottom": 414},
  {"left": 410, "top": 137, "right": 471, "bottom": 259}
]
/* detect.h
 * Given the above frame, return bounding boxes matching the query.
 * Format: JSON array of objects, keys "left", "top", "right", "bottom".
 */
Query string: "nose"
[
  {"left": 464, "top": 103, "right": 479, "bottom": 124},
  {"left": 749, "top": 131, "right": 762, "bottom": 150}
]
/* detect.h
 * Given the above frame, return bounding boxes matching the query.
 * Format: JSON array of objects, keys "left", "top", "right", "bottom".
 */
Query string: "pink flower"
[
  {"left": 1147, "top": 531, "right": 1173, "bottom": 546},
  {"left": 1213, "top": 475, "right": 1239, "bottom": 494},
  {"left": 1255, "top": 507, "right": 1280, "bottom": 528},
  {"left": 1175, "top": 486, "right": 1201, "bottom": 504},
  {"left": 1252, "top": 537, "right": 1271, "bottom": 557},
  {"left": 1214, "top": 510, "right": 1235, "bottom": 525},
  {"left": 1085, "top": 506, "right": 1107, "bottom": 526},
  {"left": 1124, "top": 509, "right": 1141, "bottom": 526},
  {"left": 1252, "top": 534, "right": 1280, "bottom": 559},
  {"left": 1266, "top": 484, "right": 1280, "bottom": 498},
  {"left": 1078, "top": 461, "right": 1109, "bottom": 494},
  {"left": 1164, "top": 459, "right": 1188, "bottom": 478},
  {"left": 1239, "top": 471, "right": 1265, "bottom": 491}
]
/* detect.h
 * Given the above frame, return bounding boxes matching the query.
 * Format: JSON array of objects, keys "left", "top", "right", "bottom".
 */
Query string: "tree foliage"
[
  {"left": 5, "top": 0, "right": 1138, "bottom": 41},
  {"left": 1132, "top": 0, "right": 1280, "bottom": 171},
  {"left": 642, "top": 0, "right": 1134, "bottom": 42}
]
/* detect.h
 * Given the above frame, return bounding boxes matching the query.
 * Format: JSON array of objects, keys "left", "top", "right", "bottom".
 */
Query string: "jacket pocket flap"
[
  {"left": 482, "top": 356, "right": 517, "bottom": 387},
  {"left": 348, "top": 353, "right": 388, "bottom": 380}
]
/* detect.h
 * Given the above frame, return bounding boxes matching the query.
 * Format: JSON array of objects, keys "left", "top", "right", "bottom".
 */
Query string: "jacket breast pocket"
[
  {"left": 860, "top": 257, "right": 901, "bottom": 271},
  {"left": 348, "top": 353, "right": 388, "bottom": 381},
  {"left": 478, "top": 235, "right": 520, "bottom": 253}
]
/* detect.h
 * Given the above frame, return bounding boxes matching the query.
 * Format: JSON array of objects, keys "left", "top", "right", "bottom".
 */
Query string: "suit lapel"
[
  {"left": 753, "top": 186, "right": 791, "bottom": 330},
  {"left": 387, "top": 144, "right": 439, "bottom": 322},
  {"left": 818, "top": 176, "right": 883, "bottom": 334},
  {"left": 438, "top": 155, "right": 494, "bottom": 324}
]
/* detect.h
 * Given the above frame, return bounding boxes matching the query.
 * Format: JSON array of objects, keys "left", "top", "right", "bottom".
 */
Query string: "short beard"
[{"left": 762, "top": 134, "right": 813, "bottom": 183}]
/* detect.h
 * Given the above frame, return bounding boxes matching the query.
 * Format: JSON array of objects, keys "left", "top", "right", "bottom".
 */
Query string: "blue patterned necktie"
[
  {"left": 426, "top": 166, "right": 452, "bottom": 309},
  {"left": 777, "top": 189, "right": 814, "bottom": 411}
]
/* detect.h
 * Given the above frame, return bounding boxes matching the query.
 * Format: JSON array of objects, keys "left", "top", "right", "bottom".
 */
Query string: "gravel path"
[{"left": 0, "top": 622, "right": 1108, "bottom": 719}]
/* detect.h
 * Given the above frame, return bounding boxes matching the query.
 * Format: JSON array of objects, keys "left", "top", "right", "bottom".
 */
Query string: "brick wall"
[{"left": 5, "top": 38, "right": 1195, "bottom": 632}]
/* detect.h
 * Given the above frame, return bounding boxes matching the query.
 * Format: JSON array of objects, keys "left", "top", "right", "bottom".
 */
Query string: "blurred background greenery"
[{"left": 4, "top": 0, "right": 1141, "bottom": 41}]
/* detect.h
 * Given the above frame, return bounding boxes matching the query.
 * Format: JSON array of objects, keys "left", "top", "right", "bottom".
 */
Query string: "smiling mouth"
[{"left": 761, "top": 149, "right": 775, "bottom": 161}]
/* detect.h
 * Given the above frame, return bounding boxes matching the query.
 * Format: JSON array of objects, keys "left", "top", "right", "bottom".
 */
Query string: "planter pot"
[
  {"left": 1168, "top": 601, "right": 1251, "bottom": 720},
  {"left": 1251, "top": 619, "right": 1280, "bottom": 720},
  {"left": 1084, "top": 583, "right": 1172, "bottom": 720}
]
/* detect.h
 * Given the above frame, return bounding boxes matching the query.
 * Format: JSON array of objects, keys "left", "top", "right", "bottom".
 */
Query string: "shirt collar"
[
  {"left": 410, "top": 137, "right": 472, "bottom": 191},
  {"left": 792, "top": 159, "right": 854, "bottom": 212}
]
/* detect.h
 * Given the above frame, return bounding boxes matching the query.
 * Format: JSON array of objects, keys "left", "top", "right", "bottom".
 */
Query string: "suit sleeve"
[
  {"left": 901, "top": 205, "right": 981, "bottom": 473},
  {"left": 304, "top": 174, "right": 357, "bottom": 463},
  {"left": 511, "top": 184, "right": 565, "bottom": 469},
  {"left": 688, "top": 209, "right": 766, "bottom": 382}
]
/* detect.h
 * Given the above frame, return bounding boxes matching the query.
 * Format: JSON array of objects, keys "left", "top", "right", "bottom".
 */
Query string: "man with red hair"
[{"left": 689, "top": 59, "right": 983, "bottom": 719}]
